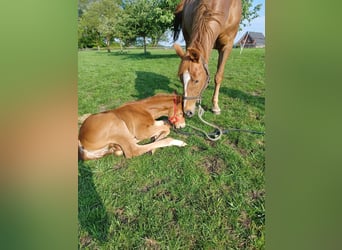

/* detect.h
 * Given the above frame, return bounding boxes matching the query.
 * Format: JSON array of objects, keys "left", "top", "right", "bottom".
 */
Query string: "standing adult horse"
[{"left": 173, "top": 0, "right": 241, "bottom": 117}]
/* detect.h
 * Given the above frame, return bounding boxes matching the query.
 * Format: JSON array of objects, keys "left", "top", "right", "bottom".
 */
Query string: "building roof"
[{"left": 236, "top": 32, "right": 265, "bottom": 46}]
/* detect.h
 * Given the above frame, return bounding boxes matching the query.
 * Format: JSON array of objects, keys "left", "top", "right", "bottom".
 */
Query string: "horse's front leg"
[{"left": 212, "top": 41, "right": 234, "bottom": 114}]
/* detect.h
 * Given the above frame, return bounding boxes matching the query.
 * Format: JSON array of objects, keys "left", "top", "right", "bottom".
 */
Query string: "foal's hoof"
[
  {"left": 173, "top": 139, "right": 187, "bottom": 147},
  {"left": 212, "top": 107, "right": 221, "bottom": 115},
  {"left": 114, "top": 150, "right": 123, "bottom": 156}
]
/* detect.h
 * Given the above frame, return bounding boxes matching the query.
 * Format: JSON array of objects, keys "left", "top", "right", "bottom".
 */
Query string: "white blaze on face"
[{"left": 183, "top": 70, "right": 191, "bottom": 107}]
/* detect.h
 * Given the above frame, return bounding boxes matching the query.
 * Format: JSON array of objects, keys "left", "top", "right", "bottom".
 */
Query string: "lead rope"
[{"left": 186, "top": 104, "right": 223, "bottom": 141}]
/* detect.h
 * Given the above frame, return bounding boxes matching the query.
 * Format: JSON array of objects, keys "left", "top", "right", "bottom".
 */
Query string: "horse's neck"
[
  {"left": 188, "top": 15, "right": 221, "bottom": 61},
  {"left": 141, "top": 96, "right": 173, "bottom": 119},
  {"left": 189, "top": 40, "right": 213, "bottom": 62}
]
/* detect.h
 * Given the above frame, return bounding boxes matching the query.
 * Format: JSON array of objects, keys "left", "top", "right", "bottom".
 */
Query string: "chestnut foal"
[{"left": 78, "top": 94, "right": 186, "bottom": 160}]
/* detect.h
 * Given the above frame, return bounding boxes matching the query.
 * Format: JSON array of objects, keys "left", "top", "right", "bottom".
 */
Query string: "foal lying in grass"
[{"left": 78, "top": 94, "right": 186, "bottom": 160}]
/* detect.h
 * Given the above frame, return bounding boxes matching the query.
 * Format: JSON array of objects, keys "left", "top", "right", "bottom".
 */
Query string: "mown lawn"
[{"left": 78, "top": 47, "right": 265, "bottom": 249}]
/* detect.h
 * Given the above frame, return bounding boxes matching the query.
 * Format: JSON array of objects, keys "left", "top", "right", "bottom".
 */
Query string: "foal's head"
[
  {"left": 174, "top": 44, "right": 209, "bottom": 117},
  {"left": 168, "top": 95, "right": 186, "bottom": 129}
]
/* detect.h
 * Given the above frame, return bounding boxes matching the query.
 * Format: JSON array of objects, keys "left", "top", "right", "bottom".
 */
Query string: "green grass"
[{"left": 78, "top": 48, "right": 265, "bottom": 249}]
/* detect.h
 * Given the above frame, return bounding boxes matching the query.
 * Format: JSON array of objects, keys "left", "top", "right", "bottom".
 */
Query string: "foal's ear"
[
  {"left": 173, "top": 43, "right": 185, "bottom": 58},
  {"left": 187, "top": 47, "right": 200, "bottom": 63}
]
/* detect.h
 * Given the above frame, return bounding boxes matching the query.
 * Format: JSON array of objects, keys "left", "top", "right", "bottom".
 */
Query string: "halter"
[
  {"left": 168, "top": 95, "right": 181, "bottom": 124},
  {"left": 182, "top": 56, "right": 210, "bottom": 103}
]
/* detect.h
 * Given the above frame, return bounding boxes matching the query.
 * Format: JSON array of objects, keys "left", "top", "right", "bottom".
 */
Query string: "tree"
[
  {"left": 78, "top": 0, "right": 123, "bottom": 51},
  {"left": 124, "top": 0, "right": 154, "bottom": 54},
  {"left": 78, "top": 0, "right": 262, "bottom": 50},
  {"left": 78, "top": 0, "right": 96, "bottom": 17},
  {"left": 149, "top": 0, "right": 177, "bottom": 46},
  {"left": 241, "top": 0, "right": 262, "bottom": 28},
  {"left": 123, "top": 0, "right": 178, "bottom": 53}
]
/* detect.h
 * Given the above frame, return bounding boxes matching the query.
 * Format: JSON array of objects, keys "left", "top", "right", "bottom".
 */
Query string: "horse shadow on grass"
[
  {"left": 133, "top": 71, "right": 180, "bottom": 99},
  {"left": 78, "top": 161, "right": 110, "bottom": 244},
  {"left": 219, "top": 86, "right": 265, "bottom": 111}
]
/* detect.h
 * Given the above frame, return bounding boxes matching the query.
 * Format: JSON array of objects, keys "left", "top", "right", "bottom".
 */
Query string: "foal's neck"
[{"left": 141, "top": 95, "right": 175, "bottom": 119}]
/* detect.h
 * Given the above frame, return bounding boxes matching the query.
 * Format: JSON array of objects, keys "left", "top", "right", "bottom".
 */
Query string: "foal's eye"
[{"left": 194, "top": 80, "right": 199, "bottom": 84}]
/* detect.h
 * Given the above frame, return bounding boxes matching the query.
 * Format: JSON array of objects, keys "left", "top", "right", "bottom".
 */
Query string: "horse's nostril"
[{"left": 186, "top": 111, "right": 194, "bottom": 117}]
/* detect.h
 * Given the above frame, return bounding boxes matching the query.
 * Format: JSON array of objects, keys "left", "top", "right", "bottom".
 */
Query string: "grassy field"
[{"left": 78, "top": 47, "right": 265, "bottom": 249}]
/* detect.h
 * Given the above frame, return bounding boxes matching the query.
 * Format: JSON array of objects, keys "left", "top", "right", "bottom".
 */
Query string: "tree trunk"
[
  {"left": 143, "top": 36, "right": 147, "bottom": 55},
  {"left": 106, "top": 36, "right": 111, "bottom": 53},
  {"left": 119, "top": 41, "right": 123, "bottom": 52},
  {"left": 97, "top": 33, "right": 101, "bottom": 51}
]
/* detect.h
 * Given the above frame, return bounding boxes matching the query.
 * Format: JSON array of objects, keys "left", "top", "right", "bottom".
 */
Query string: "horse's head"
[
  {"left": 174, "top": 44, "right": 210, "bottom": 117},
  {"left": 168, "top": 95, "right": 186, "bottom": 129}
]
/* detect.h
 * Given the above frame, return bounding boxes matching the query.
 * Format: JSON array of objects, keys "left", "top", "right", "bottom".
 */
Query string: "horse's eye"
[{"left": 194, "top": 80, "right": 199, "bottom": 84}]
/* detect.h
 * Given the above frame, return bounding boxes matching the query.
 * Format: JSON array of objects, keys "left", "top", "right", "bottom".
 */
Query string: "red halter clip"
[{"left": 168, "top": 95, "right": 180, "bottom": 125}]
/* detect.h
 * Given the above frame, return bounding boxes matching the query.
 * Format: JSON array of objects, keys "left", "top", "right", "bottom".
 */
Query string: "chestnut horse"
[
  {"left": 173, "top": 0, "right": 242, "bottom": 117},
  {"left": 78, "top": 94, "right": 186, "bottom": 160}
]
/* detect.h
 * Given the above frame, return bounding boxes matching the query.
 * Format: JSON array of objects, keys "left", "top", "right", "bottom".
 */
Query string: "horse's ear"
[
  {"left": 173, "top": 43, "right": 185, "bottom": 58},
  {"left": 187, "top": 47, "right": 200, "bottom": 63}
]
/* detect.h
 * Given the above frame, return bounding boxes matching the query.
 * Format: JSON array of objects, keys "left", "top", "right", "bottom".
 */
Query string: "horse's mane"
[
  {"left": 173, "top": 0, "right": 185, "bottom": 41},
  {"left": 191, "top": 1, "right": 223, "bottom": 52},
  {"left": 173, "top": 0, "right": 223, "bottom": 51}
]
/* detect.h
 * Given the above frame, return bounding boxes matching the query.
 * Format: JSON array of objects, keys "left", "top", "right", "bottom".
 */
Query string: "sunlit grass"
[{"left": 78, "top": 48, "right": 265, "bottom": 249}]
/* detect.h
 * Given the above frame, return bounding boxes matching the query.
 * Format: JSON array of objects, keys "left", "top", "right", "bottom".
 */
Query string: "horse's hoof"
[{"left": 212, "top": 108, "right": 221, "bottom": 115}]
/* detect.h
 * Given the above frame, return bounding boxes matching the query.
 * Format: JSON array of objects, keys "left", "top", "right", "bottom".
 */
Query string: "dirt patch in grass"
[
  {"left": 79, "top": 235, "right": 92, "bottom": 248},
  {"left": 113, "top": 208, "right": 137, "bottom": 225},
  {"left": 112, "top": 158, "right": 127, "bottom": 170},
  {"left": 200, "top": 156, "right": 226, "bottom": 175},
  {"left": 114, "top": 208, "right": 128, "bottom": 224},
  {"left": 238, "top": 211, "right": 252, "bottom": 230},
  {"left": 98, "top": 104, "right": 108, "bottom": 112},
  {"left": 226, "top": 138, "right": 248, "bottom": 156},
  {"left": 153, "top": 189, "right": 178, "bottom": 202},
  {"left": 249, "top": 189, "right": 265, "bottom": 201},
  {"left": 189, "top": 144, "right": 208, "bottom": 153},
  {"left": 144, "top": 238, "right": 160, "bottom": 250},
  {"left": 138, "top": 178, "right": 167, "bottom": 193}
]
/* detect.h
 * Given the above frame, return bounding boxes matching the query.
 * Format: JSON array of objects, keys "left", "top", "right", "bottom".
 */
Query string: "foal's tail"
[{"left": 173, "top": 0, "right": 185, "bottom": 41}]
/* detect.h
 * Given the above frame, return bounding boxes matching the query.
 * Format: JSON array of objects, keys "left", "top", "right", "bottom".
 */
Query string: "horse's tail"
[{"left": 173, "top": 0, "right": 185, "bottom": 41}]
